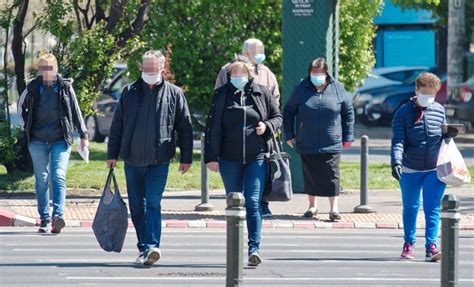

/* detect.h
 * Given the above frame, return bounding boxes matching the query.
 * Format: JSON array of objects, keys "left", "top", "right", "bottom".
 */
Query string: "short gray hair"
[
  {"left": 242, "top": 38, "right": 264, "bottom": 54},
  {"left": 142, "top": 50, "right": 165, "bottom": 69}
]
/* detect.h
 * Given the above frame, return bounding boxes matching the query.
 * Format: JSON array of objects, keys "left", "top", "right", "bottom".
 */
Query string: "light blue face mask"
[
  {"left": 310, "top": 75, "right": 326, "bottom": 87},
  {"left": 254, "top": 54, "right": 266, "bottom": 64},
  {"left": 230, "top": 76, "right": 249, "bottom": 89}
]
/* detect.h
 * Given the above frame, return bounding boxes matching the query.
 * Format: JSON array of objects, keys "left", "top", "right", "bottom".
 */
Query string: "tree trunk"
[
  {"left": 447, "top": 0, "right": 465, "bottom": 99},
  {"left": 12, "top": 0, "right": 28, "bottom": 96}
]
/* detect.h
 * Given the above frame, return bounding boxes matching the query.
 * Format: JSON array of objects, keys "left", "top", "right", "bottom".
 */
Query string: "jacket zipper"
[
  {"left": 423, "top": 113, "right": 428, "bottom": 169},
  {"left": 241, "top": 91, "right": 247, "bottom": 164}
]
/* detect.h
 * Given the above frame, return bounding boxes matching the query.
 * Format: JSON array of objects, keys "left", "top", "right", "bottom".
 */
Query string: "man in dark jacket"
[
  {"left": 107, "top": 50, "right": 193, "bottom": 267},
  {"left": 18, "top": 53, "right": 89, "bottom": 234}
]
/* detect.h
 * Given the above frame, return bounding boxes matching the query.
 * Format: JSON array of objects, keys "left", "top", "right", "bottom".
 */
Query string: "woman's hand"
[
  {"left": 342, "top": 142, "right": 352, "bottom": 149},
  {"left": 206, "top": 161, "right": 219, "bottom": 172},
  {"left": 286, "top": 139, "right": 295, "bottom": 148},
  {"left": 256, "top": 122, "right": 266, "bottom": 135}
]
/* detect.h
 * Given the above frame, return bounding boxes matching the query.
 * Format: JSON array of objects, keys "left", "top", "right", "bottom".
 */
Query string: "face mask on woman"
[
  {"left": 142, "top": 72, "right": 162, "bottom": 85},
  {"left": 416, "top": 94, "right": 435, "bottom": 107},
  {"left": 230, "top": 76, "right": 249, "bottom": 89},
  {"left": 254, "top": 54, "right": 265, "bottom": 64},
  {"left": 310, "top": 74, "right": 326, "bottom": 87}
]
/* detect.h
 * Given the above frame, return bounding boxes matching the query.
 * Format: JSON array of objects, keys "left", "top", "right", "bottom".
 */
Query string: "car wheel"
[{"left": 86, "top": 116, "right": 105, "bottom": 143}]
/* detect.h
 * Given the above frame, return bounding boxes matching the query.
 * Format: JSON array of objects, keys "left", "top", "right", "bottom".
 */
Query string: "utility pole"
[{"left": 447, "top": 0, "right": 465, "bottom": 99}]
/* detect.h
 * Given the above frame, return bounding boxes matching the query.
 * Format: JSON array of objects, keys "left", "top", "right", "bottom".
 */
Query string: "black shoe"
[
  {"left": 51, "top": 217, "right": 65, "bottom": 234},
  {"left": 261, "top": 202, "right": 272, "bottom": 218},
  {"left": 38, "top": 220, "right": 51, "bottom": 233},
  {"left": 303, "top": 208, "right": 317, "bottom": 218},
  {"left": 329, "top": 212, "right": 341, "bottom": 221}
]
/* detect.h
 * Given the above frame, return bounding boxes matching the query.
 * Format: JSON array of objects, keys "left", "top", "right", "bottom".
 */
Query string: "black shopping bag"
[
  {"left": 263, "top": 136, "right": 293, "bottom": 202},
  {"left": 92, "top": 169, "right": 128, "bottom": 252}
]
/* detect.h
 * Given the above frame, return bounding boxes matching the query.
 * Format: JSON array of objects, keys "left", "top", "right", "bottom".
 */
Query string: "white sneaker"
[
  {"left": 248, "top": 252, "right": 262, "bottom": 267},
  {"left": 143, "top": 247, "right": 161, "bottom": 267},
  {"left": 135, "top": 252, "right": 145, "bottom": 264}
]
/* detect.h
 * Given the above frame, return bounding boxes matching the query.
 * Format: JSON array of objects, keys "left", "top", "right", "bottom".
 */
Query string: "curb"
[{"left": 1, "top": 210, "right": 474, "bottom": 230}]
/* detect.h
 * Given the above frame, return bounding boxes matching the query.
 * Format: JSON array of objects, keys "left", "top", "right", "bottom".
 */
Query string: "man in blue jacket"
[{"left": 107, "top": 50, "right": 193, "bottom": 267}]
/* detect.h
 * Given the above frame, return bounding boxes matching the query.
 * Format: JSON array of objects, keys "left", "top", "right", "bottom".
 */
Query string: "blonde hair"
[
  {"left": 39, "top": 53, "right": 58, "bottom": 70},
  {"left": 415, "top": 72, "right": 441, "bottom": 92},
  {"left": 227, "top": 61, "right": 253, "bottom": 79},
  {"left": 242, "top": 38, "right": 264, "bottom": 54}
]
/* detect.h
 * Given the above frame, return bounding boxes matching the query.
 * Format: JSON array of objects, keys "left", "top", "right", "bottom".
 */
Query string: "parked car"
[
  {"left": 357, "top": 66, "right": 435, "bottom": 93},
  {"left": 353, "top": 67, "right": 443, "bottom": 126},
  {"left": 444, "top": 76, "right": 474, "bottom": 131},
  {"left": 86, "top": 67, "right": 130, "bottom": 142}
]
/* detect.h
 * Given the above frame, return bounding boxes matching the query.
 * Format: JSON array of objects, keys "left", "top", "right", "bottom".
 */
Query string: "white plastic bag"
[{"left": 436, "top": 139, "right": 471, "bottom": 187}]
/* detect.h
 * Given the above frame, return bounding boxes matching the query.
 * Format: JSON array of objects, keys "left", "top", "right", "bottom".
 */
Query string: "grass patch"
[{"left": 1, "top": 142, "right": 472, "bottom": 192}]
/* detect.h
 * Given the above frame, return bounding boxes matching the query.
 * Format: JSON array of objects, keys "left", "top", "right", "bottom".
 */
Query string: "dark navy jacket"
[
  {"left": 283, "top": 77, "right": 354, "bottom": 154},
  {"left": 391, "top": 99, "right": 446, "bottom": 170}
]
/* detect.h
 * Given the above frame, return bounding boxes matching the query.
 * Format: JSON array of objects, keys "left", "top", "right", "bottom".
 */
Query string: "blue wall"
[{"left": 374, "top": 0, "right": 438, "bottom": 68}]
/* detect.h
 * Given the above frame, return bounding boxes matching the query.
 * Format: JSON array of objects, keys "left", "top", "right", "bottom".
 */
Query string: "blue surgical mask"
[
  {"left": 230, "top": 76, "right": 249, "bottom": 89},
  {"left": 254, "top": 54, "right": 266, "bottom": 64},
  {"left": 310, "top": 74, "right": 326, "bottom": 87}
]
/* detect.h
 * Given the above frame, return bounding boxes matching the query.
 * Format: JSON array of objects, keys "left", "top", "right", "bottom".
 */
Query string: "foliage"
[
  {"left": 134, "top": 0, "right": 282, "bottom": 115},
  {"left": 338, "top": 0, "right": 384, "bottom": 92}
]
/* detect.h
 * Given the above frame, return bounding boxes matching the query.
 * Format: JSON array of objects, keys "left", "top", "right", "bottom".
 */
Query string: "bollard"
[
  {"left": 225, "top": 192, "right": 245, "bottom": 287},
  {"left": 195, "top": 133, "right": 214, "bottom": 211},
  {"left": 440, "top": 194, "right": 461, "bottom": 287},
  {"left": 354, "top": 135, "right": 375, "bottom": 213}
]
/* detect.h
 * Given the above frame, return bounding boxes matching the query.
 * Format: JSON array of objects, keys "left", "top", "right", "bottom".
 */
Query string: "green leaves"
[{"left": 338, "top": 0, "right": 383, "bottom": 92}]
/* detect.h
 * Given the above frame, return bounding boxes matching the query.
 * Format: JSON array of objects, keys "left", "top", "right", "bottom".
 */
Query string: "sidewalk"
[{"left": 1, "top": 186, "right": 473, "bottom": 230}]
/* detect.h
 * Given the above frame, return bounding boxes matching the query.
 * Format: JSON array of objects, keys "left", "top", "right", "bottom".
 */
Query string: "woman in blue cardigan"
[
  {"left": 391, "top": 72, "right": 457, "bottom": 262},
  {"left": 283, "top": 58, "right": 354, "bottom": 221}
]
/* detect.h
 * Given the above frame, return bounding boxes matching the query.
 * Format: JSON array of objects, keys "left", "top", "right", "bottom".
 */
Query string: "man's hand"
[
  {"left": 179, "top": 163, "right": 191, "bottom": 174},
  {"left": 342, "top": 142, "right": 352, "bottom": 149},
  {"left": 391, "top": 165, "right": 402, "bottom": 181},
  {"left": 256, "top": 121, "right": 266, "bottom": 136},
  {"left": 107, "top": 159, "right": 117, "bottom": 169},
  {"left": 286, "top": 139, "right": 295, "bottom": 148},
  {"left": 80, "top": 138, "right": 89, "bottom": 151},
  {"left": 206, "top": 161, "right": 219, "bottom": 172}
]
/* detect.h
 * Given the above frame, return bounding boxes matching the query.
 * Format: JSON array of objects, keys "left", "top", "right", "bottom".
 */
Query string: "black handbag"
[{"left": 263, "top": 136, "right": 293, "bottom": 202}]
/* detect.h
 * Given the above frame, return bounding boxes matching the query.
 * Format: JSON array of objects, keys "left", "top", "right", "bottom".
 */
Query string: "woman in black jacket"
[
  {"left": 204, "top": 61, "right": 282, "bottom": 267},
  {"left": 283, "top": 58, "right": 354, "bottom": 221}
]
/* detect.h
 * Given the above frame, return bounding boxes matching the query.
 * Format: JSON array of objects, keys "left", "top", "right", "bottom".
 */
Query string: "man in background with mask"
[
  {"left": 18, "top": 53, "right": 89, "bottom": 234},
  {"left": 107, "top": 50, "right": 193, "bottom": 267},
  {"left": 215, "top": 38, "right": 280, "bottom": 218},
  {"left": 391, "top": 72, "right": 458, "bottom": 262}
]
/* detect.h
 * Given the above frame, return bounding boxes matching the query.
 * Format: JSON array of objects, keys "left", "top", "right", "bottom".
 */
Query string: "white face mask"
[
  {"left": 141, "top": 72, "right": 162, "bottom": 85},
  {"left": 416, "top": 94, "right": 435, "bottom": 107}
]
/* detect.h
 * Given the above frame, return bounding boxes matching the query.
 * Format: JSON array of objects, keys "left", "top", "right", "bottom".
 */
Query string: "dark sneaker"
[
  {"left": 425, "top": 243, "right": 441, "bottom": 262},
  {"left": 135, "top": 251, "right": 146, "bottom": 265},
  {"left": 400, "top": 242, "right": 415, "bottom": 259},
  {"left": 303, "top": 208, "right": 317, "bottom": 218},
  {"left": 261, "top": 204, "right": 272, "bottom": 219},
  {"left": 143, "top": 247, "right": 161, "bottom": 267},
  {"left": 38, "top": 220, "right": 51, "bottom": 233},
  {"left": 248, "top": 252, "right": 262, "bottom": 267},
  {"left": 329, "top": 212, "right": 341, "bottom": 221},
  {"left": 51, "top": 217, "right": 65, "bottom": 234}
]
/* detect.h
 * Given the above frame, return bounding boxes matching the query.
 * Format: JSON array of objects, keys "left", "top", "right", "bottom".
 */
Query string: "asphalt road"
[{"left": 0, "top": 228, "right": 473, "bottom": 286}]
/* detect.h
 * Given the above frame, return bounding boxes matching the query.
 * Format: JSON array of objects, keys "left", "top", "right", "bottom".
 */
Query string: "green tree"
[
  {"left": 338, "top": 0, "right": 384, "bottom": 92},
  {"left": 137, "top": 0, "right": 282, "bottom": 119}
]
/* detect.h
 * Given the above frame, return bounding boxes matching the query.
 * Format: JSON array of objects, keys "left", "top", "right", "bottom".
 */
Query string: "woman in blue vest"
[
  {"left": 283, "top": 58, "right": 355, "bottom": 221},
  {"left": 391, "top": 72, "right": 458, "bottom": 262}
]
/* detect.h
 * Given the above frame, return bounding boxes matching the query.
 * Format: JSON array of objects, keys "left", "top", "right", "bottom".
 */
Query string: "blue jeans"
[
  {"left": 124, "top": 163, "right": 169, "bottom": 253},
  {"left": 399, "top": 170, "right": 446, "bottom": 249},
  {"left": 28, "top": 140, "right": 71, "bottom": 221},
  {"left": 219, "top": 159, "right": 267, "bottom": 255}
]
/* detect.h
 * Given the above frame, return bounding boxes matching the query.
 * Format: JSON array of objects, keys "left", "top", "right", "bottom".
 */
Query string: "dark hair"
[{"left": 307, "top": 57, "right": 328, "bottom": 76}]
